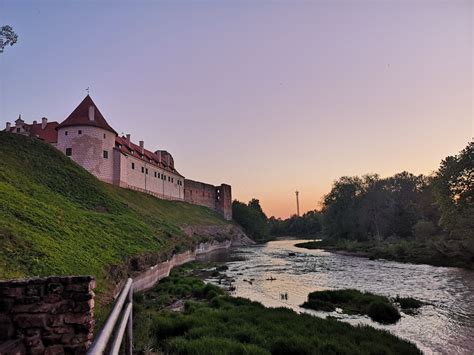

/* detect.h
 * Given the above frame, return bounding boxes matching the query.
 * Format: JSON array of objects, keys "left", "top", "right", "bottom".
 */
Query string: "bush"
[
  {"left": 394, "top": 296, "right": 424, "bottom": 309},
  {"left": 367, "top": 301, "right": 401, "bottom": 324},
  {"left": 413, "top": 220, "right": 436, "bottom": 240},
  {"left": 301, "top": 289, "right": 401, "bottom": 324}
]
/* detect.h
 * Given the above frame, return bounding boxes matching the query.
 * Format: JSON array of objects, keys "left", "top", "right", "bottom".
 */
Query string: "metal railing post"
[
  {"left": 125, "top": 284, "right": 133, "bottom": 355},
  {"left": 87, "top": 278, "right": 133, "bottom": 355}
]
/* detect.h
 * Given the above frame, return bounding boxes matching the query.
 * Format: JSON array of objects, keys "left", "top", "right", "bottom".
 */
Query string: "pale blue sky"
[{"left": 1, "top": 0, "right": 472, "bottom": 217}]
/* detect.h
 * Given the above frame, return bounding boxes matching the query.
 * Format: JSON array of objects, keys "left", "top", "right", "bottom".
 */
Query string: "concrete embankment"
[{"left": 132, "top": 225, "right": 253, "bottom": 292}]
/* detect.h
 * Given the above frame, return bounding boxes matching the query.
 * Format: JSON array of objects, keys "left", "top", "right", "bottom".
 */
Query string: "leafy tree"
[
  {"left": 232, "top": 199, "right": 270, "bottom": 242},
  {"left": 269, "top": 211, "right": 322, "bottom": 237},
  {"left": 0, "top": 25, "right": 18, "bottom": 53},
  {"left": 433, "top": 141, "right": 473, "bottom": 239}
]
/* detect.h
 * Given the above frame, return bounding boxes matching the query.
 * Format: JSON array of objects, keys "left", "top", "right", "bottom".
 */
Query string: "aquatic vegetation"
[
  {"left": 133, "top": 266, "right": 420, "bottom": 354},
  {"left": 301, "top": 289, "right": 401, "bottom": 324},
  {"left": 394, "top": 296, "right": 424, "bottom": 310}
]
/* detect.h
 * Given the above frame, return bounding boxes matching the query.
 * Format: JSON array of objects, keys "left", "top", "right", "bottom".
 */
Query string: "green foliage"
[
  {"left": 232, "top": 199, "right": 270, "bottom": 241},
  {"left": 301, "top": 289, "right": 401, "bottom": 324},
  {"left": 318, "top": 142, "right": 473, "bottom": 268},
  {"left": 412, "top": 220, "right": 436, "bottom": 240},
  {"left": 394, "top": 296, "right": 424, "bottom": 310},
  {"left": 269, "top": 210, "right": 322, "bottom": 238},
  {"left": 433, "top": 141, "right": 474, "bottom": 239},
  {"left": 0, "top": 132, "right": 227, "bottom": 300},
  {"left": 134, "top": 267, "right": 420, "bottom": 354}
]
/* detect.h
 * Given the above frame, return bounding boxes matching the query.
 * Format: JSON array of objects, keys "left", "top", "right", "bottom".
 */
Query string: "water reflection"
[{"left": 200, "top": 239, "right": 474, "bottom": 354}]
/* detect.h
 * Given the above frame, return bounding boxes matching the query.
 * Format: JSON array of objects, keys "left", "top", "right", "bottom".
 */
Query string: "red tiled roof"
[
  {"left": 6, "top": 121, "right": 59, "bottom": 143},
  {"left": 57, "top": 95, "right": 117, "bottom": 135},
  {"left": 115, "top": 136, "right": 183, "bottom": 177},
  {"left": 29, "top": 122, "right": 59, "bottom": 143}
]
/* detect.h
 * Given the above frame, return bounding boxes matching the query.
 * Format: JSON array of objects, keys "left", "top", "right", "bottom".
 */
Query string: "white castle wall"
[
  {"left": 117, "top": 152, "right": 183, "bottom": 200},
  {"left": 57, "top": 126, "right": 116, "bottom": 184}
]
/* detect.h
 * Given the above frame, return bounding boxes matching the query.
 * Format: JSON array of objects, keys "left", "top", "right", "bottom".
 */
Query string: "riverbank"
[
  {"left": 295, "top": 239, "right": 474, "bottom": 269},
  {"left": 133, "top": 263, "right": 421, "bottom": 354}
]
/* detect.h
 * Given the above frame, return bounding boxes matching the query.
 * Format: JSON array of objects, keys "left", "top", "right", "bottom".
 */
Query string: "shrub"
[
  {"left": 394, "top": 296, "right": 424, "bottom": 309},
  {"left": 367, "top": 301, "right": 401, "bottom": 324},
  {"left": 413, "top": 220, "right": 436, "bottom": 240}
]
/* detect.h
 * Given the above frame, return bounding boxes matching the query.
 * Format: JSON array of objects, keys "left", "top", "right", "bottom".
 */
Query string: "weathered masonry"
[
  {"left": 3, "top": 95, "right": 232, "bottom": 220},
  {"left": 0, "top": 276, "right": 95, "bottom": 355},
  {"left": 184, "top": 180, "right": 232, "bottom": 221}
]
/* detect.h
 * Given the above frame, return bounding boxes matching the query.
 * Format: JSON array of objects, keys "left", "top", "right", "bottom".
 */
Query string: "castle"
[{"left": 3, "top": 95, "right": 232, "bottom": 220}]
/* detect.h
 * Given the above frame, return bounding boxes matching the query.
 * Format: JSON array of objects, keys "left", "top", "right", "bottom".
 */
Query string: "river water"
[{"left": 199, "top": 239, "right": 474, "bottom": 354}]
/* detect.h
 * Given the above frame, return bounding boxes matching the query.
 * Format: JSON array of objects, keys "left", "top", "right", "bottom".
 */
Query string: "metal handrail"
[{"left": 88, "top": 278, "right": 133, "bottom": 355}]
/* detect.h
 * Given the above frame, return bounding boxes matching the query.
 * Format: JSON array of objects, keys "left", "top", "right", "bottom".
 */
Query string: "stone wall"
[
  {"left": 133, "top": 240, "right": 233, "bottom": 293},
  {"left": 184, "top": 179, "right": 232, "bottom": 220},
  {"left": 0, "top": 276, "right": 95, "bottom": 355}
]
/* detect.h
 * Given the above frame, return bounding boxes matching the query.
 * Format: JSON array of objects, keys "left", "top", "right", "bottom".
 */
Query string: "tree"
[
  {"left": 232, "top": 199, "right": 270, "bottom": 242},
  {"left": 434, "top": 141, "right": 474, "bottom": 239},
  {"left": 0, "top": 25, "right": 18, "bottom": 53}
]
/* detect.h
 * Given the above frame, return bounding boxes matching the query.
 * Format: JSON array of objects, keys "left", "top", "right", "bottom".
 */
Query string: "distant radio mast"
[{"left": 295, "top": 190, "right": 300, "bottom": 217}]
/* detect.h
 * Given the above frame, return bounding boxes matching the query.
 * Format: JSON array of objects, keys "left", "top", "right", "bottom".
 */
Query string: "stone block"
[
  {"left": 63, "top": 313, "right": 90, "bottom": 325},
  {"left": 44, "top": 345, "right": 65, "bottom": 355},
  {"left": 0, "top": 316, "right": 15, "bottom": 340},
  {"left": 0, "top": 297, "right": 14, "bottom": 312},
  {"left": 47, "top": 314, "right": 64, "bottom": 327},
  {"left": 14, "top": 314, "right": 47, "bottom": 328},
  {"left": 26, "top": 284, "right": 44, "bottom": 297},
  {"left": 0, "top": 339, "right": 26, "bottom": 355},
  {"left": 0, "top": 286, "right": 24, "bottom": 298},
  {"left": 46, "top": 283, "right": 64, "bottom": 295},
  {"left": 73, "top": 299, "right": 94, "bottom": 313}
]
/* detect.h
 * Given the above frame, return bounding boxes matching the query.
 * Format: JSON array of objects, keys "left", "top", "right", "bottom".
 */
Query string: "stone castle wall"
[
  {"left": 184, "top": 180, "right": 232, "bottom": 220},
  {"left": 0, "top": 276, "right": 95, "bottom": 355}
]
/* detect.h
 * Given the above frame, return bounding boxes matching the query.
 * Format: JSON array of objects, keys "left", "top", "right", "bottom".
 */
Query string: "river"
[{"left": 199, "top": 239, "right": 474, "bottom": 354}]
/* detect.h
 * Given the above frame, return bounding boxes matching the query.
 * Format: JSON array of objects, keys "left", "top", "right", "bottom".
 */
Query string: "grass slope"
[{"left": 0, "top": 132, "right": 226, "bottom": 299}]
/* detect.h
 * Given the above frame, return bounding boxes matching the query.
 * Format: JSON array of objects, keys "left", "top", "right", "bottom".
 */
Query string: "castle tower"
[
  {"left": 215, "top": 184, "right": 232, "bottom": 220},
  {"left": 56, "top": 95, "right": 117, "bottom": 184}
]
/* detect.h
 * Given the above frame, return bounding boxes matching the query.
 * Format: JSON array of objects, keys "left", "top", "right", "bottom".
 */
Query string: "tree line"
[{"left": 233, "top": 141, "right": 473, "bottom": 248}]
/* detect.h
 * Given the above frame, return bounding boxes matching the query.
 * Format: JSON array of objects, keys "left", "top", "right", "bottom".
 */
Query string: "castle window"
[
  {"left": 168, "top": 177, "right": 171, "bottom": 182},
  {"left": 65, "top": 131, "right": 68, "bottom": 136},
  {"left": 146, "top": 168, "right": 148, "bottom": 174},
  {"left": 154, "top": 172, "right": 157, "bottom": 178},
  {"left": 132, "top": 162, "right": 135, "bottom": 170},
  {"left": 66, "top": 148, "right": 72, "bottom": 156},
  {"left": 103, "top": 134, "right": 106, "bottom": 139},
  {"left": 141, "top": 167, "right": 144, "bottom": 173},
  {"left": 78, "top": 130, "right": 82, "bottom": 135},
  {"left": 16, "top": 128, "right": 20, "bottom": 133},
  {"left": 103, "top": 150, "right": 108, "bottom": 159},
  {"left": 172, "top": 178, "right": 174, "bottom": 183}
]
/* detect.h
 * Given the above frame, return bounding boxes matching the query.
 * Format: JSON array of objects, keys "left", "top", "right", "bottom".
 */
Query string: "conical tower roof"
[{"left": 57, "top": 95, "right": 117, "bottom": 134}]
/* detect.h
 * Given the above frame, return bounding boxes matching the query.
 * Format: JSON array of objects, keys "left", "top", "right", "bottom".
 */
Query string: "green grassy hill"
[{"left": 0, "top": 132, "right": 227, "bottom": 299}]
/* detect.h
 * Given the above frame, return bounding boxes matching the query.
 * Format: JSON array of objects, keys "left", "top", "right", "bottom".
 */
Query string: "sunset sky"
[{"left": 1, "top": 0, "right": 472, "bottom": 218}]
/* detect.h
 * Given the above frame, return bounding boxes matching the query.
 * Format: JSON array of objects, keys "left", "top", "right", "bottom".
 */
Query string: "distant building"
[{"left": 3, "top": 95, "right": 232, "bottom": 220}]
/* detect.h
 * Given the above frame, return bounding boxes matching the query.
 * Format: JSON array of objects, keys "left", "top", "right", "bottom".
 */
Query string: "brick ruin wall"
[
  {"left": 183, "top": 179, "right": 232, "bottom": 220},
  {"left": 0, "top": 276, "right": 95, "bottom": 355}
]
